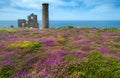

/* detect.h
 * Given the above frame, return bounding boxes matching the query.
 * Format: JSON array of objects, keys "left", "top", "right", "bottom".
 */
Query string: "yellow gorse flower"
[
  {"left": 57, "top": 35, "right": 66, "bottom": 41},
  {"left": 10, "top": 41, "right": 43, "bottom": 48}
]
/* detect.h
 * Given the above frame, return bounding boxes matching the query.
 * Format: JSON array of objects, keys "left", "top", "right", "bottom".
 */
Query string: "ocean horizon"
[{"left": 0, "top": 20, "right": 120, "bottom": 28}]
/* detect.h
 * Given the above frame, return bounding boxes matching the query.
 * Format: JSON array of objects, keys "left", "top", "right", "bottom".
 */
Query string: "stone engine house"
[
  {"left": 18, "top": 19, "right": 27, "bottom": 28},
  {"left": 18, "top": 13, "right": 39, "bottom": 28}
]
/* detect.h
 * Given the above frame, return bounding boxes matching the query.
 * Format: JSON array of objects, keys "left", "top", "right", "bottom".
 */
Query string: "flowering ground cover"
[{"left": 0, "top": 27, "right": 120, "bottom": 78}]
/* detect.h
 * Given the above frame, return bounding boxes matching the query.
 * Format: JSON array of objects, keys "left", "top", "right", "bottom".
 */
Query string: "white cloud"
[
  {"left": 10, "top": 0, "right": 41, "bottom": 9},
  {"left": 90, "top": 4, "right": 113, "bottom": 13},
  {"left": 0, "top": 0, "right": 120, "bottom": 20},
  {"left": 0, "top": 7, "right": 33, "bottom": 20},
  {"left": 10, "top": 0, "right": 79, "bottom": 9}
]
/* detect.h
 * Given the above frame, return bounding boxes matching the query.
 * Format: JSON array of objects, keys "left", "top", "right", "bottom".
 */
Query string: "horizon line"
[{"left": 0, "top": 20, "right": 120, "bottom": 21}]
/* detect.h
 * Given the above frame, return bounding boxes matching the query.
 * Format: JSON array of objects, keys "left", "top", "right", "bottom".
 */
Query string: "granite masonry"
[
  {"left": 18, "top": 13, "right": 39, "bottom": 28},
  {"left": 42, "top": 3, "right": 49, "bottom": 29},
  {"left": 18, "top": 3, "right": 49, "bottom": 29}
]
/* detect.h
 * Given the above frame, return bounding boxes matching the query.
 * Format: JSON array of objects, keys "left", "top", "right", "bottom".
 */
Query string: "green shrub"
[
  {"left": 58, "top": 25, "right": 74, "bottom": 29},
  {"left": 0, "top": 65, "right": 14, "bottom": 78},
  {"left": 67, "top": 52, "right": 120, "bottom": 78},
  {"left": 103, "top": 27, "right": 120, "bottom": 32},
  {"left": 10, "top": 41, "right": 43, "bottom": 49},
  {"left": 64, "top": 55, "right": 79, "bottom": 61},
  {"left": 66, "top": 26, "right": 74, "bottom": 28}
]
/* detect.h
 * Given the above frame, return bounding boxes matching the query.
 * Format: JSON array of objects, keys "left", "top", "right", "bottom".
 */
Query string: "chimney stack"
[{"left": 42, "top": 3, "right": 49, "bottom": 29}]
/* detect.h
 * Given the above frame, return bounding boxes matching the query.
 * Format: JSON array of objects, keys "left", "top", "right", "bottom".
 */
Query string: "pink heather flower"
[
  {"left": 13, "top": 70, "right": 29, "bottom": 78},
  {"left": 0, "top": 43, "right": 5, "bottom": 48},
  {"left": 1, "top": 59, "right": 12, "bottom": 66},
  {"left": 44, "top": 55, "right": 63, "bottom": 66},
  {"left": 99, "top": 47, "right": 109, "bottom": 54},
  {"left": 90, "top": 29, "right": 96, "bottom": 33},
  {"left": 39, "top": 38, "right": 57, "bottom": 46},
  {"left": 38, "top": 50, "right": 67, "bottom": 67},
  {"left": 111, "top": 54, "right": 120, "bottom": 59},
  {"left": 45, "top": 58, "right": 56, "bottom": 66},
  {"left": 74, "top": 40, "right": 88, "bottom": 46},
  {"left": 52, "top": 69, "right": 59, "bottom": 72},
  {"left": 52, "top": 50, "right": 68, "bottom": 56},
  {"left": 41, "top": 68, "right": 49, "bottom": 76},
  {"left": 43, "top": 71, "right": 49, "bottom": 77},
  {"left": 5, "top": 35, "right": 18, "bottom": 41},
  {"left": 74, "top": 52, "right": 83, "bottom": 56}
]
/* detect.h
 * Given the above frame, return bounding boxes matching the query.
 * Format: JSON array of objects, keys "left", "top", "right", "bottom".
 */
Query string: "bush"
[
  {"left": 10, "top": 41, "right": 43, "bottom": 49},
  {"left": 67, "top": 52, "right": 120, "bottom": 78},
  {"left": 58, "top": 25, "right": 74, "bottom": 29},
  {"left": 0, "top": 65, "right": 14, "bottom": 78},
  {"left": 63, "top": 55, "right": 79, "bottom": 61},
  {"left": 66, "top": 26, "right": 74, "bottom": 28}
]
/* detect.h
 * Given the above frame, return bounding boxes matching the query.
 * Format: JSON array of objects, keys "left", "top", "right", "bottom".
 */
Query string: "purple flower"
[
  {"left": 99, "top": 47, "right": 109, "bottom": 54},
  {"left": 52, "top": 50, "right": 68, "bottom": 56},
  {"left": 90, "top": 29, "right": 96, "bottom": 33},
  {"left": 42, "top": 50, "right": 67, "bottom": 66},
  {"left": 45, "top": 57, "right": 56, "bottom": 65},
  {"left": 0, "top": 43, "right": 5, "bottom": 48},
  {"left": 44, "top": 55, "right": 62, "bottom": 66},
  {"left": 41, "top": 68, "right": 49, "bottom": 76},
  {"left": 39, "top": 38, "right": 57, "bottom": 46},
  {"left": 5, "top": 34, "right": 18, "bottom": 41},
  {"left": 111, "top": 54, "right": 120, "bottom": 59},
  {"left": 1, "top": 59, "right": 12, "bottom": 66},
  {"left": 13, "top": 70, "right": 29, "bottom": 77},
  {"left": 74, "top": 39, "right": 88, "bottom": 46},
  {"left": 52, "top": 69, "right": 59, "bottom": 72}
]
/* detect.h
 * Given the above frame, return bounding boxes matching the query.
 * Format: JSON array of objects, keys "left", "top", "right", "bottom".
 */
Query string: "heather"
[{"left": 0, "top": 27, "right": 120, "bottom": 78}]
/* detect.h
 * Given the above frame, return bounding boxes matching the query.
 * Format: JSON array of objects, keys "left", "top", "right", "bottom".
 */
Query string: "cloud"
[
  {"left": 3, "top": 0, "right": 120, "bottom": 11},
  {"left": 0, "top": 0, "right": 120, "bottom": 20},
  {"left": 10, "top": 0, "right": 80, "bottom": 10},
  {"left": 90, "top": 4, "right": 113, "bottom": 13},
  {"left": 10, "top": 0, "right": 41, "bottom": 9}
]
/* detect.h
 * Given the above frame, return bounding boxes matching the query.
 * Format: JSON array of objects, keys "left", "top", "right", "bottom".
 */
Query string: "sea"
[{"left": 0, "top": 20, "right": 120, "bottom": 28}]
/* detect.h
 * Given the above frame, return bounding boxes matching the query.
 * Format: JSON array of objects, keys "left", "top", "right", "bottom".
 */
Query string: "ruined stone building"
[
  {"left": 18, "top": 19, "right": 27, "bottom": 28},
  {"left": 18, "top": 3, "right": 49, "bottom": 29},
  {"left": 28, "top": 13, "right": 39, "bottom": 28},
  {"left": 18, "top": 13, "right": 39, "bottom": 28}
]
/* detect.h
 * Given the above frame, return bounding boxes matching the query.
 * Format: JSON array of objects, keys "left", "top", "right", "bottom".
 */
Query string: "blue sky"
[{"left": 0, "top": 0, "right": 120, "bottom": 20}]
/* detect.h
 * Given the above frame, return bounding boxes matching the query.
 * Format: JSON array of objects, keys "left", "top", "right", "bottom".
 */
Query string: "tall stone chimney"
[{"left": 42, "top": 3, "right": 49, "bottom": 29}]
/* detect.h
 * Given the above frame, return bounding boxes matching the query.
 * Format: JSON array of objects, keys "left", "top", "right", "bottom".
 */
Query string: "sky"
[{"left": 0, "top": 0, "right": 120, "bottom": 20}]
